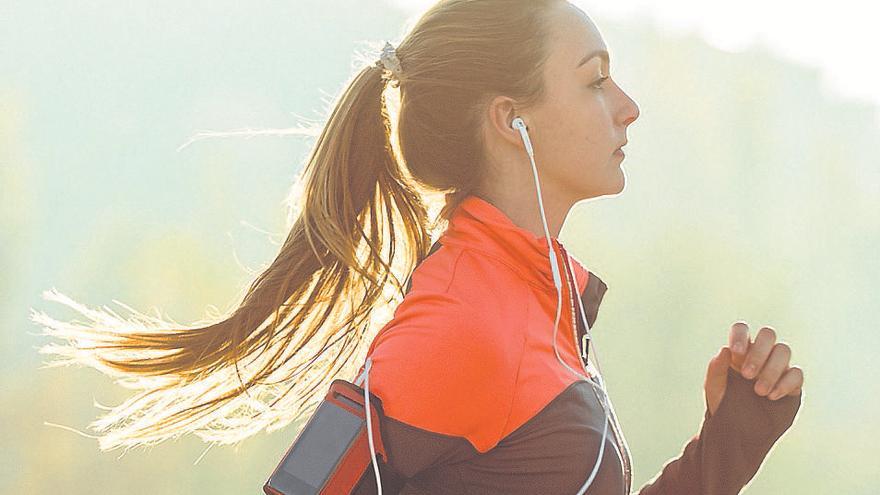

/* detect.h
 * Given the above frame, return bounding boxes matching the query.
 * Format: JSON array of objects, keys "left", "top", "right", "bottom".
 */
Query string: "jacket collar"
[{"left": 438, "top": 194, "right": 606, "bottom": 304}]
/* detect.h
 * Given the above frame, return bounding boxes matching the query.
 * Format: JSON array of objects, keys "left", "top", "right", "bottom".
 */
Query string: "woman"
[
  {"left": 36, "top": 0, "right": 804, "bottom": 493},
  {"left": 344, "top": 3, "right": 803, "bottom": 493}
]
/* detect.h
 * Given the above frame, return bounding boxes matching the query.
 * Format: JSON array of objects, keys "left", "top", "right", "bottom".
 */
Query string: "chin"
[
  {"left": 611, "top": 172, "right": 626, "bottom": 194},
  {"left": 608, "top": 165, "right": 626, "bottom": 194}
]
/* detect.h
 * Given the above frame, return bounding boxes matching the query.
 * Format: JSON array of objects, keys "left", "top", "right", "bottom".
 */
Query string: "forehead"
[{"left": 544, "top": 3, "right": 608, "bottom": 71}]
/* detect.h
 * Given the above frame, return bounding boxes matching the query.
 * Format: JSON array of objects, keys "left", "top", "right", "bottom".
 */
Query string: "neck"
[{"left": 472, "top": 188, "right": 572, "bottom": 242}]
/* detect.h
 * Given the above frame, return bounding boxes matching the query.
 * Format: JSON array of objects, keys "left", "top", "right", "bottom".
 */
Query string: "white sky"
[{"left": 384, "top": 0, "right": 880, "bottom": 115}]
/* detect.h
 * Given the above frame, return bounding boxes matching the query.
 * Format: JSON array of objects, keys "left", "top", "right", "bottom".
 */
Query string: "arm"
[
  {"left": 352, "top": 414, "right": 479, "bottom": 494},
  {"left": 636, "top": 368, "right": 802, "bottom": 495}
]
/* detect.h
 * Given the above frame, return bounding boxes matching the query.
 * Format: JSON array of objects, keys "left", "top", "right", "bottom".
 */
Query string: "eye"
[{"left": 590, "top": 75, "right": 609, "bottom": 90}]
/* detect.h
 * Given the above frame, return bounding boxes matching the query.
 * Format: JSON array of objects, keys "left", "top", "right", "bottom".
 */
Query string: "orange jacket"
[{"left": 365, "top": 193, "right": 600, "bottom": 452}]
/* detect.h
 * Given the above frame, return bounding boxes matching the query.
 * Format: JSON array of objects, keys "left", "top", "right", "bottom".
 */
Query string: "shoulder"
[
  {"left": 387, "top": 243, "right": 532, "bottom": 345},
  {"left": 366, "top": 245, "right": 529, "bottom": 453}
]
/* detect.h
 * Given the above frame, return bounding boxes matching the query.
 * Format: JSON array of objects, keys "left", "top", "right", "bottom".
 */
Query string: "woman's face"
[{"left": 484, "top": 2, "right": 640, "bottom": 204}]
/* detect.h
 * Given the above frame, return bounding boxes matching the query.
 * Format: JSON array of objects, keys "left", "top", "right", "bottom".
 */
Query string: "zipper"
[{"left": 557, "top": 242, "right": 589, "bottom": 376}]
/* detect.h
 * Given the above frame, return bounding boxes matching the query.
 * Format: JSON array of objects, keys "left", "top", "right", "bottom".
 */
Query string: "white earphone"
[
  {"left": 357, "top": 117, "right": 614, "bottom": 495},
  {"left": 512, "top": 116, "right": 611, "bottom": 494}
]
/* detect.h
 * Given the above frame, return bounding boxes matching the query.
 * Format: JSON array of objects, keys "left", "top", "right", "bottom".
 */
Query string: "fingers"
[
  {"left": 726, "top": 322, "right": 805, "bottom": 401},
  {"left": 741, "top": 326, "right": 777, "bottom": 379},
  {"left": 753, "top": 342, "right": 791, "bottom": 396},
  {"left": 768, "top": 366, "right": 805, "bottom": 400},
  {"left": 728, "top": 321, "right": 751, "bottom": 366}
]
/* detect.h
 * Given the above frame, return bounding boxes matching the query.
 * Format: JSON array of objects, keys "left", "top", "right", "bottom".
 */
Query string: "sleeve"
[
  {"left": 352, "top": 289, "right": 522, "bottom": 494},
  {"left": 635, "top": 367, "right": 802, "bottom": 495}
]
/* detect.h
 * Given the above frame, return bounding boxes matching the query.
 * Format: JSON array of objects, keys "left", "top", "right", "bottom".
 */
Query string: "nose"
[{"left": 621, "top": 93, "right": 639, "bottom": 127}]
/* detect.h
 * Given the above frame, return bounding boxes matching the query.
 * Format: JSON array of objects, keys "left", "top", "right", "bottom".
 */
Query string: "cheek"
[
  {"left": 546, "top": 94, "right": 606, "bottom": 147},
  {"left": 548, "top": 110, "right": 605, "bottom": 167}
]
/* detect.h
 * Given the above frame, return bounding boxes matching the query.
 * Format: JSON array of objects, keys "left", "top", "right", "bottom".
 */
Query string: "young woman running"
[{"left": 36, "top": 1, "right": 804, "bottom": 493}]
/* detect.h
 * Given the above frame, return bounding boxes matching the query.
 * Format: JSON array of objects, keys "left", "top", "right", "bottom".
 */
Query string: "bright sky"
[{"left": 384, "top": 0, "right": 880, "bottom": 115}]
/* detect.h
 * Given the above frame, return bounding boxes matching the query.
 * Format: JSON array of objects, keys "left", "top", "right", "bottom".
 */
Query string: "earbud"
[{"left": 511, "top": 117, "right": 534, "bottom": 156}]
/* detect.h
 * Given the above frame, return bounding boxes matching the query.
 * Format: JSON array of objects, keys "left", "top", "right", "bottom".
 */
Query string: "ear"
[{"left": 486, "top": 95, "right": 528, "bottom": 151}]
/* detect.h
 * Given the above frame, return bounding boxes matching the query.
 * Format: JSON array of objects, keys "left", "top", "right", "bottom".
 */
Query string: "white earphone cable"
[
  {"left": 360, "top": 358, "right": 383, "bottom": 494},
  {"left": 513, "top": 117, "right": 612, "bottom": 495}
]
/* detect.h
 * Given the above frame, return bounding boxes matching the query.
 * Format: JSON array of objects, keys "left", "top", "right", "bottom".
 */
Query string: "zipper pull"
[{"left": 581, "top": 333, "right": 590, "bottom": 364}]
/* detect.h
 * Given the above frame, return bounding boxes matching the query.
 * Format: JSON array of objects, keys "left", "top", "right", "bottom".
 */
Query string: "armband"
[{"left": 263, "top": 379, "right": 390, "bottom": 495}]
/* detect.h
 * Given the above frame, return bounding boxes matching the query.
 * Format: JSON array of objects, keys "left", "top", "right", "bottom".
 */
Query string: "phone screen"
[{"left": 268, "top": 397, "right": 365, "bottom": 495}]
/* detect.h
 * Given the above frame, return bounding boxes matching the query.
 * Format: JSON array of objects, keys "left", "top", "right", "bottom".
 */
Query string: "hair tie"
[{"left": 375, "top": 41, "right": 402, "bottom": 87}]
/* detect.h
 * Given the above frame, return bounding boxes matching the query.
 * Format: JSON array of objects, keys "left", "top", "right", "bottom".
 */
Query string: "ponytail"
[{"left": 33, "top": 60, "right": 434, "bottom": 452}]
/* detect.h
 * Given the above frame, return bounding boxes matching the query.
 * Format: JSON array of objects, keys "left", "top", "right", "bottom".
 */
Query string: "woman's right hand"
[{"left": 704, "top": 321, "right": 804, "bottom": 417}]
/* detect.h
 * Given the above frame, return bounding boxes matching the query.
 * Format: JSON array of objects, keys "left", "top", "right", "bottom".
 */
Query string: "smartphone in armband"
[{"left": 263, "top": 379, "right": 388, "bottom": 495}]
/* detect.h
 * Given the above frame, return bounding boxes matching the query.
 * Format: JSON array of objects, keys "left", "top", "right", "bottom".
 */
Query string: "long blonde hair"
[{"left": 31, "top": 0, "right": 562, "bottom": 453}]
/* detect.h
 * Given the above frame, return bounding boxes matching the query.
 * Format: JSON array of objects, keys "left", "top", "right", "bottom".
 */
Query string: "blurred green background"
[{"left": 3, "top": 0, "right": 878, "bottom": 493}]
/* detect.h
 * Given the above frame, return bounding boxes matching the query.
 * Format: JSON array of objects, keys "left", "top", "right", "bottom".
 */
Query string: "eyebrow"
[{"left": 576, "top": 49, "right": 610, "bottom": 69}]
